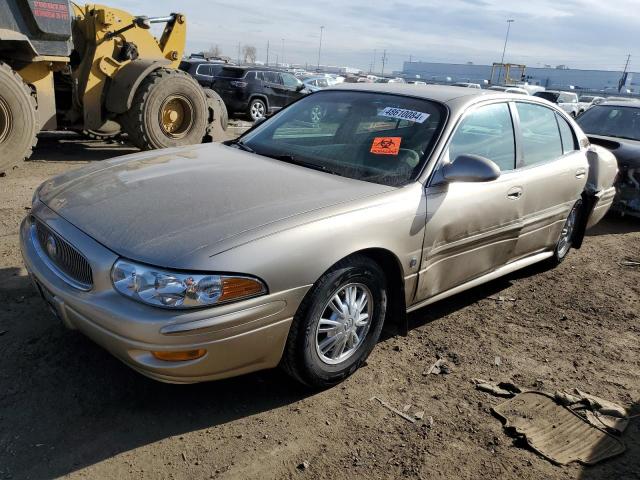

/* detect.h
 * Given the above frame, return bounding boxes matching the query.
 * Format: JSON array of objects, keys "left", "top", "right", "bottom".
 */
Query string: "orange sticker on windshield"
[{"left": 371, "top": 137, "right": 401, "bottom": 155}]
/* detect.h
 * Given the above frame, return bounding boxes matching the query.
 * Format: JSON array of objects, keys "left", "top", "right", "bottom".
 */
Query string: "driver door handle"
[
  {"left": 507, "top": 186, "right": 523, "bottom": 200},
  {"left": 575, "top": 168, "right": 587, "bottom": 179}
]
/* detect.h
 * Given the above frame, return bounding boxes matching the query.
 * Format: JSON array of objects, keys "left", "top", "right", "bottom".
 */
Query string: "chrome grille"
[{"left": 32, "top": 217, "right": 93, "bottom": 289}]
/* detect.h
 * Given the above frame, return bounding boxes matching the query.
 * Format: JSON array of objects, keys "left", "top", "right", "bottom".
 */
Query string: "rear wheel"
[
  {"left": 248, "top": 98, "right": 267, "bottom": 122},
  {"left": 202, "top": 88, "right": 228, "bottom": 143},
  {"left": 120, "top": 68, "right": 208, "bottom": 150},
  {"left": 550, "top": 200, "right": 581, "bottom": 265},
  {"left": 0, "top": 62, "right": 38, "bottom": 174},
  {"left": 281, "top": 255, "right": 387, "bottom": 388}
]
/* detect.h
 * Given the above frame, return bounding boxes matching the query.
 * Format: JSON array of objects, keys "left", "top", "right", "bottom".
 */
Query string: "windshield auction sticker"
[
  {"left": 379, "top": 107, "right": 430, "bottom": 123},
  {"left": 371, "top": 137, "right": 402, "bottom": 155}
]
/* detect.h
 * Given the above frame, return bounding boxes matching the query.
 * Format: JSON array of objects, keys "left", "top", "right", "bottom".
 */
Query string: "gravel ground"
[{"left": 0, "top": 133, "right": 638, "bottom": 480}]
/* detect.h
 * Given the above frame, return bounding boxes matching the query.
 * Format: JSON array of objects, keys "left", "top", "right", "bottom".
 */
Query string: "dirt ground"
[{"left": 0, "top": 132, "right": 638, "bottom": 480}]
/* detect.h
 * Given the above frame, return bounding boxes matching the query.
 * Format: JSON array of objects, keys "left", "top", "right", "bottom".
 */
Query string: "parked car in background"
[
  {"left": 179, "top": 59, "right": 231, "bottom": 88},
  {"left": 534, "top": 90, "right": 580, "bottom": 117},
  {"left": 303, "top": 76, "right": 331, "bottom": 92},
  {"left": 211, "top": 66, "right": 308, "bottom": 121},
  {"left": 577, "top": 100, "right": 640, "bottom": 216},
  {"left": 487, "top": 85, "right": 530, "bottom": 95},
  {"left": 577, "top": 95, "right": 605, "bottom": 115},
  {"left": 453, "top": 82, "right": 481, "bottom": 89},
  {"left": 22, "top": 85, "right": 616, "bottom": 388}
]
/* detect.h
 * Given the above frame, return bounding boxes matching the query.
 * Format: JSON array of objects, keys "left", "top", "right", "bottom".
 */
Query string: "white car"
[
  {"left": 577, "top": 95, "right": 605, "bottom": 115},
  {"left": 488, "top": 86, "right": 530, "bottom": 95},
  {"left": 534, "top": 90, "right": 580, "bottom": 117},
  {"left": 453, "top": 82, "right": 481, "bottom": 89}
]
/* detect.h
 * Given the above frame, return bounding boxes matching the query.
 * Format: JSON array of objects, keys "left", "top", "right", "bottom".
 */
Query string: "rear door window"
[
  {"left": 516, "top": 102, "right": 563, "bottom": 167},
  {"left": 448, "top": 103, "right": 516, "bottom": 171},
  {"left": 196, "top": 64, "right": 212, "bottom": 76},
  {"left": 556, "top": 114, "right": 577, "bottom": 153},
  {"left": 263, "top": 71, "right": 279, "bottom": 83}
]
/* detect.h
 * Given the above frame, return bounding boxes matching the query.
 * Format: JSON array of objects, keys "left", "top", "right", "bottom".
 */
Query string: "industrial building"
[{"left": 402, "top": 61, "right": 638, "bottom": 92}]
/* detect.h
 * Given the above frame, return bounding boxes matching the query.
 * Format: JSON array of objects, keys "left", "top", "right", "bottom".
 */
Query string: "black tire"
[
  {"left": 549, "top": 200, "right": 582, "bottom": 266},
  {"left": 81, "top": 120, "right": 122, "bottom": 141},
  {"left": 281, "top": 255, "right": 387, "bottom": 388},
  {"left": 0, "top": 62, "right": 38, "bottom": 175},
  {"left": 119, "top": 68, "right": 208, "bottom": 150},
  {"left": 248, "top": 98, "right": 267, "bottom": 122},
  {"left": 202, "top": 88, "right": 228, "bottom": 143}
]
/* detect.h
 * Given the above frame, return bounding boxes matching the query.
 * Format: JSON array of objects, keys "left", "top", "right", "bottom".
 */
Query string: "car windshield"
[
  {"left": 237, "top": 91, "right": 446, "bottom": 186},
  {"left": 534, "top": 92, "right": 560, "bottom": 102},
  {"left": 577, "top": 105, "right": 640, "bottom": 141}
]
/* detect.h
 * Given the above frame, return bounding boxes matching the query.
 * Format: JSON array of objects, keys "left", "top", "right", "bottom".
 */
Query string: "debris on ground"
[
  {"left": 554, "top": 389, "right": 629, "bottom": 434},
  {"left": 369, "top": 396, "right": 417, "bottom": 424},
  {"left": 473, "top": 379, "right": 522, "bottom": 398},
  {"left": 297, "top": 461, "right": 310, "bottom": 471},
  {"left": 425, "top": 358, "right": 451, "bottom": 375},
  {"left": 618, "top": 257, "right": 640, "bottom": 268},
  {"left": 492, "top": 391, "right": 626, "bottom": 466},
  {"left": 487, "top": 295, "right": 517, "bottom": 302}
]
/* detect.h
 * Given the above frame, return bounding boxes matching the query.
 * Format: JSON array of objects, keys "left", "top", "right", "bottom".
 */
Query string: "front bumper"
[{"left": 20, "top": 205, "right": 309, "bottom": 383}]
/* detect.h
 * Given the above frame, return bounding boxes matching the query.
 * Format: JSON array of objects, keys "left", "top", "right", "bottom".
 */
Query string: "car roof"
[
  {"left": 597, "top": 99, "right": 640, "bottom": 107},
  {"left": 329, "top": 83, "right": 504, "bottom": 103}
]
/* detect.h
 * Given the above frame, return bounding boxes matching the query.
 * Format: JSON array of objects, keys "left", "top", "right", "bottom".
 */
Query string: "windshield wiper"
[
  {"left": 228, "top": 139, "right": 255, "bottom": 153},
  {"left": 264, "top": 154, "right": 340, "bottom": 175}
]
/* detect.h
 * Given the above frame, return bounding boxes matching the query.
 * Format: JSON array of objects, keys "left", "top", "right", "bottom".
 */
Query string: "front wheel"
[{"left": 281, "top": 255, "right": 387, "bottom": 388}]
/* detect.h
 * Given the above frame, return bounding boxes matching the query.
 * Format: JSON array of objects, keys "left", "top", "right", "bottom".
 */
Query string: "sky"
[{"left": 107, "top": 0, "right": 639, "bottom": 73}]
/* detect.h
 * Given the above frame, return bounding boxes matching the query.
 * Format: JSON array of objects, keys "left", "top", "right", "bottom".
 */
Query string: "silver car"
[{"left": 21, "top": 85, "right": 617, "bottom": 387}]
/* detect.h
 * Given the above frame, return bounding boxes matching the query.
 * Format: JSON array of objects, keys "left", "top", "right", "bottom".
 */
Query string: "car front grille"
[{"left": 32, "top": 217, "right": 93, "bottom": 290}]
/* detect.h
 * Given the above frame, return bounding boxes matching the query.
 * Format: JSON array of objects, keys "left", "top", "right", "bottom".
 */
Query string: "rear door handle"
[
  {"left": 575, "top": 168, "right": 587, "bottom": 179},
  {"left": 507, "top": 186, "right": 523, "bottom": 200}
]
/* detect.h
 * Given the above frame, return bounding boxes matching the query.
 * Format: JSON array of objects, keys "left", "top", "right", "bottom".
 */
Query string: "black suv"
[
  {"left": 211, "top": 66, "right": 308, "bottom": 121},
  {"left": 179, "top": 59, "right": 232, "bottom": 88}
]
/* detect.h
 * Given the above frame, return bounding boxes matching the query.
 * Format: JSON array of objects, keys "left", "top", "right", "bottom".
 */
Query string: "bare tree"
[
  {"left": 242, "top": 45, "right": 257, "bottom": 64},
  {"left": 203, "top": 44, "right": 222, "bottom": 58}
]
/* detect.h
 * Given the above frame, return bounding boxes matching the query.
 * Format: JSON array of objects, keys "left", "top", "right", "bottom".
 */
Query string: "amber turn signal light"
[
  {"left": 219, "top": 277, "right": 265, "bottom": 302},
  {"left": 151, "top": 349, "right": 206, "bottom": 362}
]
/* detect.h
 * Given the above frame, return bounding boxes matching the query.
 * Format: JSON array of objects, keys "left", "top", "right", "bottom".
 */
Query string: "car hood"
[{"left": 38, "top": 143, "right": 393, "bottom": 268}]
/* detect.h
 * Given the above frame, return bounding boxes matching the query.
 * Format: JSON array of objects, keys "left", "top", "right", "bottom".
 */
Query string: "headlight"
[{"left": 111, "top": 259, "right": 267, "bottom": 309}]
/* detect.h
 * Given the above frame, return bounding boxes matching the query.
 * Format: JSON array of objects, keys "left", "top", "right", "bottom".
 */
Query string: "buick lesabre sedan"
[{"left": 21, "top": 85, "right": 617, "bottom": 387}]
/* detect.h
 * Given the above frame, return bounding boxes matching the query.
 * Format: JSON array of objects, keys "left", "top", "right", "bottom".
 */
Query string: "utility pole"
[
  {"left": 381, "top": 49, "right": 387, "bottom": 77},
  {"left": 619, "top": 54, "right": 631, "bottom": 92},
  {"left": 370, "top": 49, "right": 377, "bottom": 74},
  {"left": 497, "top": 19, "right": 514, "bottom": 84},
  {"left": 281, "top": 38, "right": 285, "bottom": 67},
  {"left": 237, "top": 42, "right": 241, "bottom": 64},
  {"left": 317, "top": 26, "right": 324, "bottom": 72},
  {"left": 266, "top": 40, "right": 270, "bottom": 66}
]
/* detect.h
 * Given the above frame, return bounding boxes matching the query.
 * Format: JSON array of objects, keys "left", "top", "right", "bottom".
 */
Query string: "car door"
[
  {"left": 193, "top": 63, "right": 213, "bottom": 87},
  {"left": 416, "top": 102, "right": 523, "bottom": 301},
  {"left": 261, "top": 72, "right": 288, "bottom": 109},
  {"left": 510, "top": 101, "right": 587, "bottom": 258},
  {"left": 281, "top": 72, "right": 305, "bottom": 105}
]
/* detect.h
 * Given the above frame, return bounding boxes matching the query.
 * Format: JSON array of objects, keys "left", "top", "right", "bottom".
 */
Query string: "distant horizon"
[{"left": 109, "top": 0, "right": 638, "bottom": 74}]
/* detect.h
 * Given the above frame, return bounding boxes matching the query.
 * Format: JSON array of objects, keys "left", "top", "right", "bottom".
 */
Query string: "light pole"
[
  {"left": 317, "top": 26, "right": 324, "bottom": 72},
  {"left": 281, "top": 38, "right": 285, "bottom": 67},
  {"left": 498, "top": 19, "right": 514, "bottom": 84}
]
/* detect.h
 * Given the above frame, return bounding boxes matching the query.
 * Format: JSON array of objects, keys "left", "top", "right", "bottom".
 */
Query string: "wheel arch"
[
  {"left": 249, "top": 94, "right": 269, "bottom": 111},
  {"left": 105, "top": 59, "right": 170, "bottom": 115},
  {"left": 353, "top": 248, "right": 408, "bottom": 336}
]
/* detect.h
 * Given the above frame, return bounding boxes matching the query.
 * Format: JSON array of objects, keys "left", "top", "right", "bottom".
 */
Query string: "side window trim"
[{"left": 195, "top": 64, "right": 212, "bottom": 77}]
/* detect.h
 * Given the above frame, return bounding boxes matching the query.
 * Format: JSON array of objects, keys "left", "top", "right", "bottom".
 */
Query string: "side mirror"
[
  {"left": 442, "top": 154, "right": 501, "bottom": 183},
  {"left": 296, "top": 83, "right": 306, "bottom": 92}
]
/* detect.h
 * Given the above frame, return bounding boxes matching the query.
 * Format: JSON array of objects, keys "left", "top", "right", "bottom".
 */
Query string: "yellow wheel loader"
[{"left": 0, "top": 1, "right": 227, "bottom": 174}]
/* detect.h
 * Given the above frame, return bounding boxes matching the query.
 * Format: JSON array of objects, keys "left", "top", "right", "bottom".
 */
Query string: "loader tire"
[
  {"left": 0, "top": 62, "right": 38, "bottom": 175},
  {"left": 120, "top": 68, "right": 208, "bottom": 150},
  {"left": 202, "top": 88, "right": 228, "bottom": 143}
]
